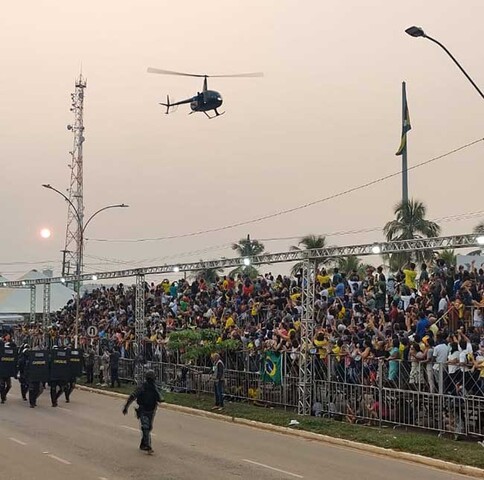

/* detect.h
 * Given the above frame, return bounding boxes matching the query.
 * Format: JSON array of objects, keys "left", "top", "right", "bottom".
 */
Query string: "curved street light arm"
[
  {"left": 42, "top": 184, "right": 129, "bottom": 349},
  {"left": 42, "top": 184, "right": 82, "bottom": 226},
  {"left": 424, "top": 35, "right": 484, "bottom": 101},
  {"left": 83, "top": 204, "right": 129, "bottom": 234}
]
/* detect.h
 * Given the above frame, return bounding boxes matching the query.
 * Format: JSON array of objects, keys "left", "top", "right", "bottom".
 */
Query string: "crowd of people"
[{"left": 14, "top": 258, "right": 484, "bottom": 397}]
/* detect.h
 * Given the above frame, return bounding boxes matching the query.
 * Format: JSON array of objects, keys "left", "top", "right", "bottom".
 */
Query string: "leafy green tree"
[
  {"left": 195, "top": 259, "right": 224, "bottom": 284},
  {"left": 336, "top": 255, "right": 372, "bottom": 278},
  {"left": 290, "top": 234, "right": 327, "bottom": 276},
  {"left": 438, "top": 249, "right": 456, "bottom": 268},
  {"left": 168, "top": 329, "right": 241, "bottom": 363},
  {"left": 473, "top": 222, "right": 484, "bottom": 235},
  {"left": 232, "top": 235, "right": 266, "bottom": 257},
  {"left": 383, "top": 199, "right": 441, "bottom": 271},
  {"left": 230, "top": 235, "right": 266, "bottom": 278}
]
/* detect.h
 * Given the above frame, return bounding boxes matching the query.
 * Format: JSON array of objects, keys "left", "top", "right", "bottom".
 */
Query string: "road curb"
[{"left": 76, "top": 385, "right": 484, "bottom": 478}]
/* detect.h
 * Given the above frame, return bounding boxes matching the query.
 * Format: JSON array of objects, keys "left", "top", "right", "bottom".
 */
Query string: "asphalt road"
[{"left": 0, "top": 383, "right": 476, "bottom": 480}]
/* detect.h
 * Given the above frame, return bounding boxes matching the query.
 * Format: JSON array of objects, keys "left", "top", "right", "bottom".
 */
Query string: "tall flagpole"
[{"left": 401, "top": 81, "right": 409, "bottom": 203}]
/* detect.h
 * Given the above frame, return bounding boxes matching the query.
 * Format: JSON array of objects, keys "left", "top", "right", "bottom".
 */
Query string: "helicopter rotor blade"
[
  {"left": 147, "top": 68, "right": 264, "bottom": 79},
  {"left": 208, "top": 72, "right": 264, "bottom": 78},
  {"left": 147, "top": 68, "right": 206, "bottom": 78}
]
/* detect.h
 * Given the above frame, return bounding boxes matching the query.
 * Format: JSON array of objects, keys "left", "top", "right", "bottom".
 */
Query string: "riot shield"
[
  {"left": 0, "top": 346, "right": 18, "bottom": 378},
  {"left": 68, "top": 349, "right": 83, "bottom": 378},
  {"left": 27, "top": 350, "right": 50, "bottom": 382},
  {"left": 49, "top": 349, "right": 70, "bottom": 381}
]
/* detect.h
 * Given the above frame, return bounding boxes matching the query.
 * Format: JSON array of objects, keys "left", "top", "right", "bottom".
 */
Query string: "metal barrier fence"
[
  {"left": 12, "top": 326, "right": 484, "bottom": 438},
  {"left": 84, "top": 352, "right": 484, "bottom": 438},
  {"left": 92, "top": 353, "right": 299, "bottom": 409}
]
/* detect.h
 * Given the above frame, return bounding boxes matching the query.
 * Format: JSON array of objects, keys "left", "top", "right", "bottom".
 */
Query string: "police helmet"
[{"left": 145, "top": 370, "right": 156, "bottom": 381}]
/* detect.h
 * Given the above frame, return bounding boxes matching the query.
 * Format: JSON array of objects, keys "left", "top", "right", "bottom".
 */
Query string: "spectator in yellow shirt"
[
  {"left": 316, "top": 268, "right": 331, "bottom": 287},
  {"left": 403, "top": 263, "right": 417, "bottom": 290}
]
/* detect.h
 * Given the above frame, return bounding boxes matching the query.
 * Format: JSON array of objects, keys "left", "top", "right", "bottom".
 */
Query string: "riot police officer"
[
  {"left": 49, "top": 346, "right": 69, "bottom": 407},
  {"left": 17, "top": 344, "right": 30, "bottom": 401},
  {"left": 122, "top": 370, "right": 163, "bottom": 454},
  {"left": 63, "top": 347, "right": 82, "bottom": 403},
  {"left": 26, "top": 348, "right": 49, "bottom": 408},
  {"left": 0, "top": 342, "right": 17, "bottom": 404}
]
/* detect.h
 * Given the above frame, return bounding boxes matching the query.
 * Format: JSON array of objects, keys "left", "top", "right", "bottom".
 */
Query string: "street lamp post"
[
  {"left": 42, "top": 184, "right": 128, "bottom": 348},
  {"left": 405, "top": 26, "right": 484, "bottom": 101}
]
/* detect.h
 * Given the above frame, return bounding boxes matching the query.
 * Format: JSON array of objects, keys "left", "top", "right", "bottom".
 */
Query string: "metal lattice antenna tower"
[{"left": 62, "top": 74, "right": 87, "bottom": 278}]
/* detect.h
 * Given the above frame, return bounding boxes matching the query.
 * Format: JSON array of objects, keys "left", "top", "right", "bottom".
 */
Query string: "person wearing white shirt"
[
  {"left": 432, "top": 335, "right": 449, "bottom": 391},
  {"left": 447, "top": 342, "right": 461, "bottom": 395},
  {"left": 473, "top": 308, "right": 483, "bottom": 328},
  {"left": 438, "top": 295, "right": 448, "bottom": 313}
]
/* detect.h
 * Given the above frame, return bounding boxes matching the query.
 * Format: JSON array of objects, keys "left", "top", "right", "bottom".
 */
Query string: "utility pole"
[{"left": 63, "top": 74, "right": 86, "bottom": 284}]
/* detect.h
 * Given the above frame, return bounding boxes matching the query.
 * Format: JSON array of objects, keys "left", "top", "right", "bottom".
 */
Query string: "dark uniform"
[
  {"left": 122, "top": 371, "right": 163, "bottom": 453},
  {"left": 0, "top": 342, "right": 17, "bottom": 404},
  {"left": 17, "top": 345, "right": 30, "bottom": 401},
  {"left": 110, "top": 349, "right": 121, "bottom": 388},
  {"left": 49, "top": 348, "right": 69, "bottom": 407},
  {"left": 64, "top": 348, "right": 82, "bottom": 403},
  {"left": 0, "top": 377, "right": 11, "bottom": 403},
  {"left": 26, "top": 350, "right": 49, "bottom": 408},
  {"left": 84, "top": 347, "right": 95, "bottom": 384}
]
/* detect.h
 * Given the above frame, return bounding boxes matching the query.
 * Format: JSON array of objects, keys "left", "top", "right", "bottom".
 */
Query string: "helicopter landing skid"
[{"left": 203, "top": 109, "right": 225, "bottom": 119}]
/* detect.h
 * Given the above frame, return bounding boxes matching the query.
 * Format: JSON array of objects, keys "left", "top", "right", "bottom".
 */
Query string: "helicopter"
[{"left": 147, "top": 68, "right": 263, "bottom": 119}]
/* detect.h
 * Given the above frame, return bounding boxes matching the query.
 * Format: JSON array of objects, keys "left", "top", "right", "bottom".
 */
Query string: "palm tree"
[
  {"left": 230, "top": 235, "right": 266, "bottom": 278},
  {"left": 383, "top": 199, "right": 441, "bottom": 271},
  {"left": 290, "top": 234, "right": 327, "bottom": 276},
  {"left": 474, "top": 222, "right": 484, "bottom": 235},
  {"left": 231, "top": 235, "right": 266, "bottom": 258},
  {"left": 336, "top": 255, "right": 372, "bottom": 278},
  {"left": 195, "top": 259, "right": 224, "bottom": 284},
  {"left": 438, "top": 249, "right": 456, "bottom": 268}
]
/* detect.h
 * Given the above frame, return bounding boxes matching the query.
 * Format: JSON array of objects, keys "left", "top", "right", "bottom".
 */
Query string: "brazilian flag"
[
  {"left": 396, "top": 84, "right": 411, "bottom": 156},
  {"left": 261, "top": 351, "right": 282, "bottom": 385}
]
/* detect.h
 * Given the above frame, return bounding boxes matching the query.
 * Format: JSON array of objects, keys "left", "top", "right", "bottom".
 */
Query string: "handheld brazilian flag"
[
  {"left": 395, "top": 83, "right": 411, "bottom": 156},
  {"left": 261, "top": 351, "right": 282, "bottom": 385}
]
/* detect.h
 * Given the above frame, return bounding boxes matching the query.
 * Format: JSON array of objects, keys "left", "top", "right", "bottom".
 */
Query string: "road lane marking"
[
  {"left": 243, "top": 459, "right": 303, "bottom": 479},
  {"left": 47, "top": 454, "right": 71, "bottom": 465},
  {"left": 57, "top": 407, "right": 73, "bottom": 413},
  {"left": 8, "top": 437, "right": 27, "bottom": 446},
  {"left": 121, "top": 425, "right": 156, "bottom": 436},
  {"left": 121, "top": 425, "right": 139, "bottom": 433}
]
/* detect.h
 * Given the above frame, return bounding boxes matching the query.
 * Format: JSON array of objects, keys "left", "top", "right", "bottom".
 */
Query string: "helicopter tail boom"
[{"left": 159, "top": 95, "right": 194, "bottom": 114}]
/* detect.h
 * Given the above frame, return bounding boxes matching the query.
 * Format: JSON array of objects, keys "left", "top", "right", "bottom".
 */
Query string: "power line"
[
  {"left": 87, "top": 137, "right": 484, "bottom": 244},
  {"left": 2, "top": 209, "right": 482, "bottom": 273},
  {"left": 0, "top": 260, "right": 57, "bottom": 266},
  {"left": 81, "top": 209, "right": 484, "bottom": 269},
  {"left": 84, "top": 243, "right": 233, "bottom": 269},
  {"left": 259, "top": 209, "right": 484, "bottom": 242}
]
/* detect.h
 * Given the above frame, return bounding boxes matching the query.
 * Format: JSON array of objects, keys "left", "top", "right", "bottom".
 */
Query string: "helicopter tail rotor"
[{"left": 159, "top": 95, "right": 171, "bottom": 114}]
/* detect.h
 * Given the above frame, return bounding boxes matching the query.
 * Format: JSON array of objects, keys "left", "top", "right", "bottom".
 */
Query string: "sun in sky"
[{"left": 40, "top": 228, "right": 52, "bottom": 239}]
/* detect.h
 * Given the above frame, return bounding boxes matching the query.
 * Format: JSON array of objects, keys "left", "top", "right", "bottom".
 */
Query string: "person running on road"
[{"left": 122, "top": 370, "right": 163, "bottom": 454}]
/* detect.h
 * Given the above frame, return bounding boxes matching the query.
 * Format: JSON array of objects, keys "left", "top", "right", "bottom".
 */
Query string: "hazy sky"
[{"left": 1, "top": 0, "right": 483, "bottom": 280}]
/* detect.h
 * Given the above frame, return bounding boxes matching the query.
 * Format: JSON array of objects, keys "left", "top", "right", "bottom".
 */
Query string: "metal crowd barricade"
[{"left": 86, "top": 350, "right": 484, "bottom": 438}]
